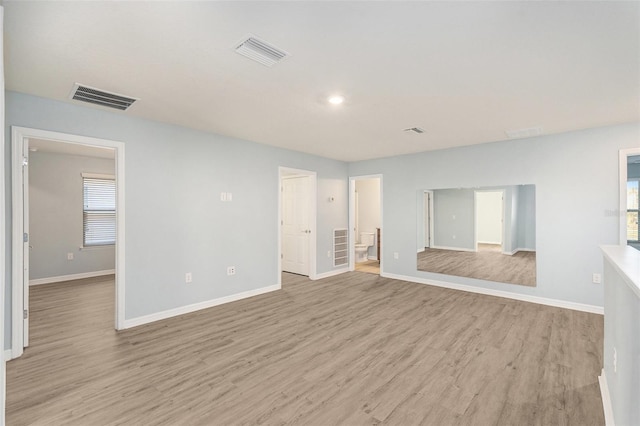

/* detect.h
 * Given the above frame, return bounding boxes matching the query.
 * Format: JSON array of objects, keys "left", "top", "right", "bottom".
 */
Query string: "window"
[
  {"left": 83, "top": 173, "right": 116, "bottom": 246},
  {"left": 628, "top": 179, "right": 639, "bottom": 242}
]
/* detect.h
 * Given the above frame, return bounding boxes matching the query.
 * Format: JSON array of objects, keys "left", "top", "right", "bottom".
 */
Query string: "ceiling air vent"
[
  {"left": 505, "top": 126, "right": 544, "bottom": 139},
  {"left": 234, "top": 35, "right": 290, "bottom": 67},
  {"left": 70, "top": 83, "right": 138, "bottom": 111},
  {"left": 404, "top": 127, "right": 425, "bottom": 134}
]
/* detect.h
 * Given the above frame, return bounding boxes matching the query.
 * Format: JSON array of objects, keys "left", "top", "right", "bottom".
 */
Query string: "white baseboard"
[
  {"left": 313, "top": 268, "right": 349, "bottom": 280},
  {"left": 367, "top": 255, "right": 379, "bottom": 261},
  {"left": 123, "top": 284, "right": 280, "bottom": 329},
  {"left": 29, "top": 269, "right": 116, "bottom": 286},
  {"left": 431, "top": 245, "right": 475, "bottom": 252},
  {"left": 503, "top": 248, "right": 536, "bottom": 256},
  {"left": 599, "top": 369, "right": 615, "bottom": 425},
  {"left": 381, "top": 272, "right": 604, "bottom": 315},
  {"left": 4, "top": 349, "right": 12, "bottom": 361},
  {"left": 417, "top": 248, "right": 425, "bottom": 253}
]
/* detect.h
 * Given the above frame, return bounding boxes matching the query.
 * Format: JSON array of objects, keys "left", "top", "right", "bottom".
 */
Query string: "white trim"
[
  {"left": 502, "top": 247, "right": 536, "bottom": 256},
  {"left": 382, "top": 272, "right": 604, "bottom": 315},
  {"left": 11, "top": 127, "right": 126, "bottom": 360},
  {"left": 81, "top": 172, "right": 114, "bottom": 180},
  {"left": 425, "top": 190, "right": 434, "bottom": 249},
  {"left": 349, "top": 174, "right": 383, "bottom": 274},
  {"left": 278, "top": 167, "right": 317, "bottom": 281},
  {"left": 599, "top": 369, "right": 615, "bottom": 426},
  {"left": 29, "top": 270, "right": 116, "bottom": 286},
  {"left": 620, "top": 147, "right": 640, "bottom": 245},
  {"left": 431, "top": 245, "right": 476, "bottom": 252},
  {"left": 0, "top": 9, "right": 5, "bottom": 423},
  {"left": 3, "top": 351, "right": 11, "bottom": 362},
  {"left": 313, "top": 268, "right": 349, "bottom": 280},
  {"left": 123, "top": 284, "right": 280, "bottom": 329}
]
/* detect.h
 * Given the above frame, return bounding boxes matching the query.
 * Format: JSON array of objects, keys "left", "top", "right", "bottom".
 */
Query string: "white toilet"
[{"left": 355, "top": 232, "right": 375, "bottom": 263}]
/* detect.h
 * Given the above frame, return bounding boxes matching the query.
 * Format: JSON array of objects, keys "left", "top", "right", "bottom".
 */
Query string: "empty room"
[{"left": 0, "top": 2, "right": 639, "bottom": 425}]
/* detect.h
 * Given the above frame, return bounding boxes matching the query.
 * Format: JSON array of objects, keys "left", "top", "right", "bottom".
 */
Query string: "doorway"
[
  {"left": 11, "top": 127, "right": 125, "bottom": 359},
  {"left": 474, "top": 190, "right": 504, "bottom": 253},
  {"left": 278, "top": 167, "right": 316, "bottom": 282},
  {"left": 349, "top": 175, "right": 383, "bottom": 274}
]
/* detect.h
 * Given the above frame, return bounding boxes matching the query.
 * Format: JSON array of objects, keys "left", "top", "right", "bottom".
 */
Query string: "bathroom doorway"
[
  {"left": 349, "top": 175, "right": 382, "bottom": 275},
  {"left": 474, "top": 190, "right": 505, "bottom": 253}
]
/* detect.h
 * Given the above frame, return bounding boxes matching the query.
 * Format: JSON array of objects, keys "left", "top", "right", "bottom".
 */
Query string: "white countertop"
[{"left": 601, "top": 245, "right": 640, "bottom": 299}]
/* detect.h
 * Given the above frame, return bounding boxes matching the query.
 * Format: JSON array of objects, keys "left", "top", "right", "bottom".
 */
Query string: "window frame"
[
  {"left": 628, "top": 178, "right": 640, "bottom": 243},
  {"left": 82, "top": 172, "right": 116, "bottom": 247}
]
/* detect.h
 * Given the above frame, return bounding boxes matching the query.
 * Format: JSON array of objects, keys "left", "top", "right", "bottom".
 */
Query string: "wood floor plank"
[{"left": 6, "top": 272, "right": 604, "bottom": 425}]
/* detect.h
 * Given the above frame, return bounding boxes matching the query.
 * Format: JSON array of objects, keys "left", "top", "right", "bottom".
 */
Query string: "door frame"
[
  {"left": 424, "top": 190, "right": 434, "bottom": 249},
  {"left": 278, "top": 167, "right": 317, "bottom": 284},
  {"left": 348, "top": 174, "right": 383, "bottom": 272},
  {"left": 11, "top": 127, "right": 126, "bottom": 359},
  {"left": 620, "top": 147, "right": 640, "bottom": 245}
]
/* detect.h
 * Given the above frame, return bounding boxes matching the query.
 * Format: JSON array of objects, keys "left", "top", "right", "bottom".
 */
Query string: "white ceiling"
[{"left": 4, "top": 1, "right": 639, "bottom": 162}]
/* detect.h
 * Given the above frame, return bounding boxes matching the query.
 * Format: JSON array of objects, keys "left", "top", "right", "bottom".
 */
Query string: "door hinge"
[
  {"left": 22, "top": 156, "right": 29, "bottom": 167},
  {"left": 23, "top": 309, "right": 28, "bottom": 319},
  {"left": 281, "top": 253, "right": 283, "bottom": 259},
  {"left": 23, "top": 232, "right": 29, "bottom": 243}
]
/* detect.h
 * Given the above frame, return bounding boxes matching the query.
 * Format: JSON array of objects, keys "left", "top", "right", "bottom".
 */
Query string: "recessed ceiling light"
[{"left": 328, "top": 95, "right": 345, "bottom": 105}]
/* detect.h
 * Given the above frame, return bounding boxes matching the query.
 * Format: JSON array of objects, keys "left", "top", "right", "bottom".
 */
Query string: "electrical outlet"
[
  {"left": 185, "top": 272, "right": 192, "bottom": 283},
  {"left": 592, "top": 273, "right": 602, "bottom": 284},
  {"left": 327, "top": 250, "right": 331, "bottom": 258},
  {"left": 220, "top": 192, "right": 227, "bottom": 201},
  {"left": 67, "top": 252, "right": 74, "bottom": 260},
  {"left": 394, "top": 252, "right": 399, "bottom": 260},
  {"left": 227, "top": 192, "right": 233, "bottom": 202},
  {"left": 227, "top": 266, "right": 236, "bottom": 276}
]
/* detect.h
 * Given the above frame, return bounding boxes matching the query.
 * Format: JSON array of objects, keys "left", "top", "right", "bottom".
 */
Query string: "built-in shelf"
[{"left": 334, "top": 229, "right": 348, "bottom": 267}]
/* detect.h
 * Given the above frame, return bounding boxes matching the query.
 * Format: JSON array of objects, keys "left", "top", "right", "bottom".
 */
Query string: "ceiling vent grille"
[
  {"left": 505, "top": 126, "right": 544, "bottom": 139},
  {"left": 235, "top": 35, "right": 290, "bottom": 67},
  {"left": 70, "top": 83, "right": 138, "bottom": 111},
  {"left": 404, "top": 127, "right": 425, "bottom": 134}
]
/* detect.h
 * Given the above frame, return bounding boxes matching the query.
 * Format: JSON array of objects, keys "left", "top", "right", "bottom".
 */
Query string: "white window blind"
[{"left": 83, "top": 175, "right": 116, "bottom": 246}]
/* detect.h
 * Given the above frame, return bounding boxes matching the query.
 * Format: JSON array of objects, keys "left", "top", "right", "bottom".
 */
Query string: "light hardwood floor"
[
  {"left": 7, "top": 273, "right": 603, "bottom": 425},
  {"left": 354, "top": 260, "right": 380, "bottom": 275},
  {"left": 417, "top": 244, "right": 536, "bottom": 287}
]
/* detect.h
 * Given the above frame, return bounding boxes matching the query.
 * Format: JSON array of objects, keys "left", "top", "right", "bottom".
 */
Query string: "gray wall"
[
  {"left": 29, "top": 151, "right": 115, "bottom": 280},
  {"left": 516, "top": 184, "right": 536, "bottom": 250},
  {"left": 5, "top": 91, "right": 349, "bottom": 349},
  {"left": 433, "top": 188, "right": 475, "bottom": 250},
  {"left": 349, "top": 122, "right": 640, "bottom": 307}
]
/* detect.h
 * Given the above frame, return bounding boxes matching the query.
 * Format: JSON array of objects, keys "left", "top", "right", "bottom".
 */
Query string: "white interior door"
[
  {"left": 281, "top": 176, "right": 310, "bottom": 275},
  {"left": 22, "top": 138, "right": 30, "bottom": 347}
]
